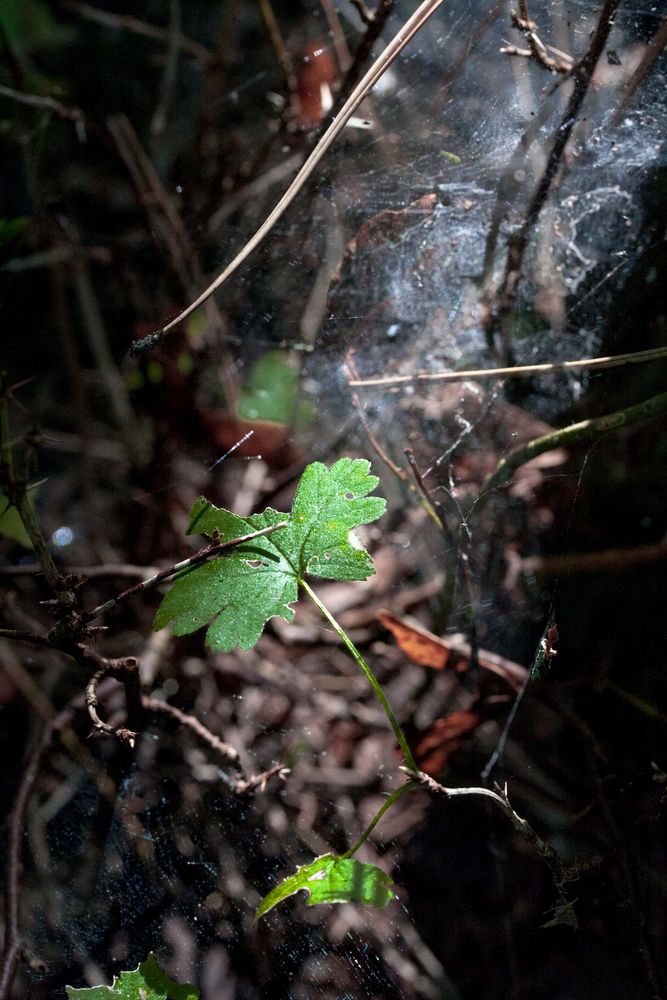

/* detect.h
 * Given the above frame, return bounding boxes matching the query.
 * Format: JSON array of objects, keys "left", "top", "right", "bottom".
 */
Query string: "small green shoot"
[
  {"left": 256, "top": 854, "right": 395, "bottom": 920},
  {"left": 65, "top": 953, "right": 198, "bottom": 999}
]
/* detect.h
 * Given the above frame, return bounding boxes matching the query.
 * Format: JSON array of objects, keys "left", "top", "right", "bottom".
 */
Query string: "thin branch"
[
  {"left": 346, "top": 345, "right": 667, "bottom": 388},
  {"left": 150, "top": 0, "right": 182, "bottom": 139},
  {"left": 131, "top": 0, "right": 448, "bottom": 355},
  {"left": 84, "top": 519, "right": 288, "bottom": 622},
  {"left": 0, "top": 738, "right": 46, "bottom": 999},
  {"left": 229, "top": 763, "right": 290, "bottom": 795},
  {"left": 400, "top": 768, "right": 567, "bottom": 884},
  {"left": 85, "top": 658, "right": 142, "bottom": 745},
  {"left": 259, "top": 0, "right": 298, "bottom": 111},
  {"left": 519, "top": 532, "right": 667, "bottom": 578},
  {"left": 500, "top": 7, "right": 573, "bottom": 74},
  {"left": 483, "top": 390, "right": 667, "bottom": 496},
  {"left": 611, "top": 14, "right": 667, "bottom": 125},
  {"left": 0, "top": 82, "right": 84, "bottom": 124},
  {"left": 489, "top": 0, "right": 621, "bottom": 361},
  {"left": 0, "top": 563, "right": 158, "bottom": 579},
  {"left": 142, "top": 696, "right": 241, "bottom": 767},
  {"left": 0, "top": 385, "right": 77, "bottom": 610},
  {"left": 59, "top": 0, "right": 211, "bottom": 64}
]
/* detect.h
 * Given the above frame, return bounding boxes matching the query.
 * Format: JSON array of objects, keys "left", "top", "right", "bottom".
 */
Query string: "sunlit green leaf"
[
  {"left": 256, "top": 854, "right": 395, "bottom": 920},
  {"left": 65, "top": 953, "right": 198, "bottom": 999},
  {"left": 155, "top": 459, "right": 385, "bottom": 651}
]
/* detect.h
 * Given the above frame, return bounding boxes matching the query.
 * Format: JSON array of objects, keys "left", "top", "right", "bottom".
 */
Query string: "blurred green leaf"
[
  {"left": 0, "top": 491, "right": 33, "bottom": 548},
  {"left": 65, "top": 953, "right": 198, "bottom": 999},
  {"left": 256, "top": 854, "right": 395, "bottom": 920},
  {"left": 0, "top": 0, "right": 71, "bottom": 51},
  {"left": 0, "top": 216, "right": 28, "bottom": 251},
  {"left": 238, "top": 350, "right": 298, "bottom": 424}
]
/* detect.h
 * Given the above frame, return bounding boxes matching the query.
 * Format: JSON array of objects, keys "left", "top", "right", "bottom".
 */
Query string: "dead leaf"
[
  {"left": 412, "top": 709, "right": 483, "bottom": 775},
  {"left": 377, "top": 609, "right": 467, "bottom": 672},
  {"left": 378, "top": 609, "right": 527, "bottom": 690}
]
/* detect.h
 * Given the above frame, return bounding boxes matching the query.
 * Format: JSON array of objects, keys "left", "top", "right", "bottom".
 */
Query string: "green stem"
[
  {"left": 481, "top": 390, "right": 667, "bottom": 497},
  {"left": 300, "top": 577, "right": 418, "bottom": 772},
  {"left": 341, "top": 781, "right": 417, "bottom": 859}
]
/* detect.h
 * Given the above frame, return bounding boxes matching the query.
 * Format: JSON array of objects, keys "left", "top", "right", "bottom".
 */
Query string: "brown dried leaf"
[{"left": 378, "top": 609, "right": 527, "bottom": 690}]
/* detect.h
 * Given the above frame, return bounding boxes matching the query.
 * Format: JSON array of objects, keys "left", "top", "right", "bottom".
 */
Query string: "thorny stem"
[
  {"left": 341, "top": 782, "right": 417, "bottom": 859},
  {"left": 300, "top": 578, "right": 418, "bottom": 772},
  {"left": 481, "top": 390, "right": 667, "bottom": 497},
  {"left": 400, "top": 768, "right": 567, "bottom": 885},
  {"left": 0, "top": 385, "right": 75, "bottom": 607}
]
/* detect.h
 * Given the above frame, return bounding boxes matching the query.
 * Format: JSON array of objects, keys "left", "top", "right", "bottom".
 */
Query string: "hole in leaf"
[
  {"left": 344, "top": 491, "right": 355, "bottom": 500},
  {"left": 245, "top": 559, "right": 268, "bottom": 569},
  {"left": 323, "top": 552, "right": 332, "bottom": 560}
]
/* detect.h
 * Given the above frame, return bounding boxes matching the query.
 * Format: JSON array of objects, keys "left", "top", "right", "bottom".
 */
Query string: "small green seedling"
[{"left": 155, "top": 459, "right": 418, "bottom": 919}]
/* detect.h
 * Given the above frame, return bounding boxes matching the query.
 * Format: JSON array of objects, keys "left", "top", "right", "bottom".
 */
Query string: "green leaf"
[
  {"left": 238, "top": 350, "right": 297, "bottom": 424},
  {"left": 0, "top": 217, "right": 28, "bottom": 250},
  {"left": 155, "top": 459, "right": 385, "bottom": 651},
  {"left": 65, "top": 953, "right": 198, "bottom": 999},
  {"left": 256, "top": 854, "right": 395, "bottom": 920},
  {"left": 0, "top": 491, "right": 33, "bottom": 548}
]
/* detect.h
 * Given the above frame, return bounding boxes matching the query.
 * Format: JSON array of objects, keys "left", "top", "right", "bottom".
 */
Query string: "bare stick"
[
  {"left": 520, "top": 532, "right": 667, "bottom": 578},
  {"left": 500, "top": 6, "right": 573, "bottom": 74},
  {"left": 400, "top": 767, "right": 566, "bottom": 883},
  {"left": 229, "top": 763, "right": 290, "bottom": 795},
  {"left": 611, "top": 15, "right": 667, "bottom": 126},
  {"left": 490, "top": 0, "right": 621, "bottom": 360},
  {"left": 59, "top": 0, "right": 211, "bottom": 64},
  {"left": 142, "top": 696, "right": 241, "bottom": 767},
  {"left": 84, "top": 520, "right": 287, "bottom": 622},
  {"left": 0, "top": 739, "right": 44, "bottom": 999},
  {"left": 0, "top": 82, "right": 84, "bottom": 124},
  {"left": 131, "top": 0, "right": 447, "bottom": 355},
  {"left": 347, "top": 345, "right": 667, "bottom": 388}
]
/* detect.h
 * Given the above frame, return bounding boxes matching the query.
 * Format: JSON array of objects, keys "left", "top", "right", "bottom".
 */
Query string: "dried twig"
[
  {"left": 59, "top": 0, "right": 211, "bottom": 64},
  {"left": 519, "top": 533, "right": 667, "bottom": 578},
  {"left": 230, "top": 763, "right": 290, "bottom": 795},
  {"left": 488, "top": 0, "right": 621, "bottom": 361},
  {"left": 500, "top": 5, "right": 573, "bottom": 74},
  {"left": 0, "top": 738, "right": 44, "bottom": 999},
  {"left": 142, "top": 696, "right": 241, "bottom": 767},
  {"left": 400, "top": 767, "right": 567, "bottom": 885},
  {"left": 346, "top": 345, "right": 667, "bottom": 388},
  {"left": 0, "top": 82, "right": 84, "bottom": 124},
  {"left": 83, "top": 519, "right": 287, "bottom": 622},
  {"left": 611, "top": 14, "right": 667, "bottom": 125},
  {"left": 131, "top": 0, "right": 448, "bottom": 355},
  {"left": 0, "top": 384, "right": 77, "bottom": 611}
]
